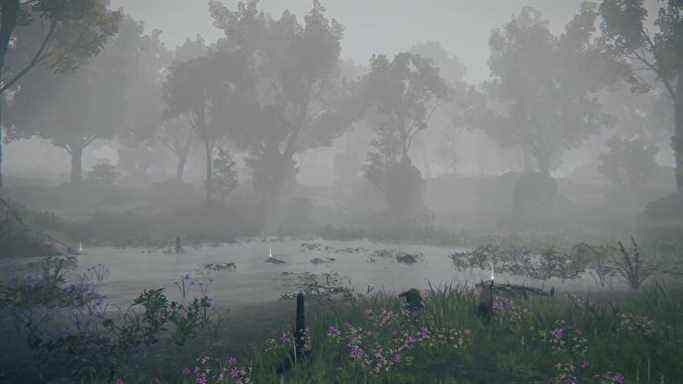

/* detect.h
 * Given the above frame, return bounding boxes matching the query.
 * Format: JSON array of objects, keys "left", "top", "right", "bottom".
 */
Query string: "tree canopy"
[
  {"left": 476, "top": 5, "right": 618, "bottom": 175},
  {"left": 600, "top": 0, "right": 683, "bottom": 192}
]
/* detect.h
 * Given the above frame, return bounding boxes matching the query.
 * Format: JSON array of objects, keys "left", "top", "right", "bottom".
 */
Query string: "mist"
[{"left": 0, "top": 1, "right": 681, "bottom": 383}]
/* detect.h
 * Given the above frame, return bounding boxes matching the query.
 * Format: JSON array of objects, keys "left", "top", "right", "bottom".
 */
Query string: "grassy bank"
[{"left": 105, "top": 283, "right": 682, "bottom": 384}]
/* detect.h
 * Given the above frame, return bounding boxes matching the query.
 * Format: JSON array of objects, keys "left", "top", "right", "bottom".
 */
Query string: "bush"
[
  {"left": 0, "top": 256, "right": 214, "bottom": 383},
  {"left": 87, "top": 161, "right": 121, "bottom": 186}
]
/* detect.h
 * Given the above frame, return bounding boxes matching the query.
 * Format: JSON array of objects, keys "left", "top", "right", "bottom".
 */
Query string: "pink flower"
[
  {"left": 115, "top": 379, "right": 124, "bottom": 384},
  {"left": 580, "top": 360, "right": 589, "bottom": 369},
  {"left": 182, "top": 368, "right": 192, "bottom": 376}
]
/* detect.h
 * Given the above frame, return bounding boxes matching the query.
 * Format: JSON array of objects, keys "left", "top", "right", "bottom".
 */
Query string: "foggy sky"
[{"left": 109, "top": 0, "right": 590, "bottom": 82}]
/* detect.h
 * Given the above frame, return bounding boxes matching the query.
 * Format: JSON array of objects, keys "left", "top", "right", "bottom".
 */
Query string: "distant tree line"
[{"left": 0, "top": 0, "right": 680, "bottom": 223}]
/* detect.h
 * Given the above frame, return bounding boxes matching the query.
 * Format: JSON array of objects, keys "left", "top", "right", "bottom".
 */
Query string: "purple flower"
[
  {"left": 229, "top": 367, "right": 241, "bottom": 379},
  {"left": 419, "top": 327, "right": 430, "bottom": 339},
  {"left": 612, "top": 373, "right": 625, "bottom": 384},
  {"left": 551, "top": 328, "right": 565, "bottom": 339},
  {"left": 280, "top": 332, "right": 291, "bottom": 344},
  {"left": 182, "top": 368, "right": 192, "bottom": 376},
  {"left": 349, "top": 345, "right": 364, "bottom": 359},
  {"left": 227, "top": 356, "right": 237, "bottom": 366},
  {"left": 327, "top": 325, "right": 341, "bottom": 337}
]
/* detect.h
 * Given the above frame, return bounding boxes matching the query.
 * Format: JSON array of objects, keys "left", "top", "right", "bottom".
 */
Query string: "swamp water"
[{"left": 66, "top": 239, "right": 605, "bottom": 309}]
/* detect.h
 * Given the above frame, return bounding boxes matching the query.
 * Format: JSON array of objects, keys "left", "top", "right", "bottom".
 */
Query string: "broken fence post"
[
  {"left": 295, "top": 292, "right": 306, "bottom": 359},
  {"left": 276, "top": 291, "right": 309, "bottom": 375}
]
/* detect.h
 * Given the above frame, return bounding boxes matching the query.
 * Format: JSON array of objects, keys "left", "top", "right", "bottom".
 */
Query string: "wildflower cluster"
[
  {"left": 366, "top": 308, "right": 400, "bottom": 327},
  {"left": 547, "top": 320, "right": 588, "bottom": 357},
  {"left": 182, "top": 355, "right": 251, "bottom": 384},
  {"left": 492, "top": 295, "right": 514, "bottom": 311},
  {"left": 617, "top": 313, "right": 656, "bottom": 337},
  {"left": 593, "top": 371, "right": 625, "bottom": 384},
  {"left": 321, "top": 307, "right": 472, "bottom": 376},
  {"left": 548, "top": 360, "right": 591, "bottom": 384}
]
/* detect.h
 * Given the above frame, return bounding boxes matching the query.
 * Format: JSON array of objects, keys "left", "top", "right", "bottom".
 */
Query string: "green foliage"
[
  {"left": 451, "top": 238, "right": 682, "bottom": 290},
  {"left": 599, "top": 0, "right": 683, "bottom": 190},
  {"left": 1, "top": 0, "right": 121, "bottom": 88},
  {"left": 0, "top": 256, "right": 213, "bottom": 382},
  {"left": 211, "top": 147, "right": 239, "bottom": 204},
  {"left": 208, "top": 0, "right": 361, "bottom": 205},
  {"left": 9, "top": 14, "right": 160, "bottom": 184},
  {"left": 361, "top": 52, "right": 449, "bottom": 219},
  {"left": 87, "top": 161, "right": 121, "bottom": 186},
  {"left": 599, "top": 135, "right": 659, "bottom": 189},
  {"left": 476, "top": 5, "right": 617, "bottom": 175}
]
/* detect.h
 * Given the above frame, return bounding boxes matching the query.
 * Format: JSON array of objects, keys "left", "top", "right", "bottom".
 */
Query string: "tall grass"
[{"left": 155, "top": 283, "right": 682, "bottom": 384}]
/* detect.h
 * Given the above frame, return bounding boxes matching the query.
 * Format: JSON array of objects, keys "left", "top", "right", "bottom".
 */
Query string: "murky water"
[{"left": 65, "top": 239, "right": 602, "bottom": 309}]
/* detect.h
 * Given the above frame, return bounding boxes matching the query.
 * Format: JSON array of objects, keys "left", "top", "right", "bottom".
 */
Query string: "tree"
[
  {"left": 9, "top": 14, "right": 148, "bottom": 185},
  {"left": 0, "top": 0, "right": 120, "bottom": 187},
  {"left": 211, "top": 146, "right": 239, "bottom": 204},
  {"left": 157, "top": 35, "right": 207, "bottom": 183},
  {"left": 361, "top": 52, "right": 450, "bottom": 219},
  {"left": 163, "top": 50, "right": 250, "bottom": 205},
  {"left": 87, "top": 160, "right": 120, "bottom": 185},
  {"left": 409, "top": 41, "right": 473, "bottom": 176},
  {"left": 599, "top": 135, "right": 659, "bottom": 191},
  {"left": 116, "top": 18, "right": 172, "bottom": 171},
  {"left": 479, "top": 5, "right": 617, "bottom": 176},
  {"left": 209, "top": 0, "right": 362, "bottom": 210},
  {"left": 158, "top": 116, "right": 194, "bottom": 182},
  {"left": 599, "top": 0, "right": 683, "bottom": 192}
]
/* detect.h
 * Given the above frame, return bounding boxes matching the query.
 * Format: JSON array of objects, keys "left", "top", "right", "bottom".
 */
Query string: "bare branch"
[{"left": 0, "top": 18, "right": 57, "bottom": 93}]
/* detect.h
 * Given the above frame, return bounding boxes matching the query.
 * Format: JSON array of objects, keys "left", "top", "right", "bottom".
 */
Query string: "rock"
[
  {"left": 396, "top": 252, "right": 423, "bottom": 265},
  {"left": 204, "top": 262, "right": 236, "bottom": 271},
  {"left": 265, "top": 257, "right": 286, "bottom": 265},
  {"left": 399, "top": 288, "right": 424, "bottom": 312},
  {"left": 310, "top": 257, "right": 334, "bottom": 265}
]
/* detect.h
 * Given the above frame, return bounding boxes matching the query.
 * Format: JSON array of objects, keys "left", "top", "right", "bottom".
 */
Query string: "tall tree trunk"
[
  {"left": 70, "top": 145, "right": 83, "bottom": 185},
  {"left": 176, "top": 152, "right": 188, "bottom": 183},
  {"left": 674, "top": 70, "right": 683, "bottom": 193},
  {"left": 0, "top": 0, "right": 20, "bottom": 190},
  {"left": 203, "top": 139, "right": 213, "bottom": 206},
  {"left": 0, "top": 121, "right": 4, "bottom": 189},
  {"left": 175, "top": 137, "right": 192, "bottom": 183}
]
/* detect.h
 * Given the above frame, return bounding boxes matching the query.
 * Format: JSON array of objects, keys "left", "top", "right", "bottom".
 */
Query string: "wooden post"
[
  {"left": 294, "top": 292, "right": 305, "bottom": 359},
  {"left": 175, "top": 236, "right": 182, "bottom": 254},
  {"left": 477, "top": 280, "right": 494, "bottom": 320},
  {"left": 489, "top": 279, "right": 494, "bottom": 315},
  {"left": 277, "top": 292, "right": 308, "bottom": 375}
]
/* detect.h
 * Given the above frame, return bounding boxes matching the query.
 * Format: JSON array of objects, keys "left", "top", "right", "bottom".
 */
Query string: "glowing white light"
[{"left": 490, "top": 263, "right": 495, "bottom": 282}]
